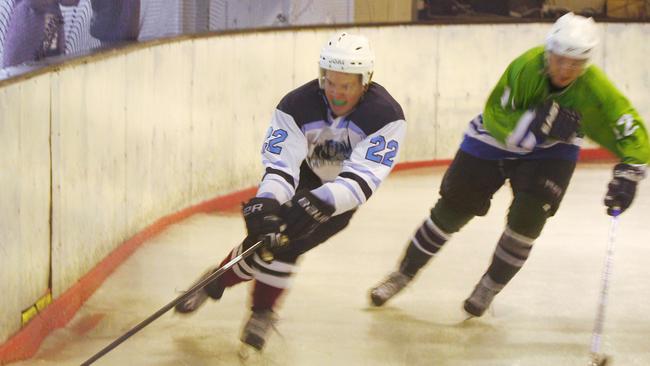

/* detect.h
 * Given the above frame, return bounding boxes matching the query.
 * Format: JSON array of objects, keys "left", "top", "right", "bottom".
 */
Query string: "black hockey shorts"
[
  {"left": 273, "top": 162, "right": 357, "bottom": 263},
  {"left": 439, "top": 150, "right": 506, "bottom": 216},
  {"left": 504, "top": 155, "right": 576, "bottom": 217},
  {"left": 440, "top": 150, "right": 576, "bottom": 218}
]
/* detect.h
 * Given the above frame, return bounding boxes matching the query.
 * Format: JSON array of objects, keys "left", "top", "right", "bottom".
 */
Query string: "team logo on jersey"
[{"left": 308, "top": 139, "right": 352, "bottom": 168}]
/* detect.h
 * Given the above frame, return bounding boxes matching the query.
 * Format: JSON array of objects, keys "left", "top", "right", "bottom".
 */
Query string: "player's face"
[
  {"left": 323, "top": 70, "right": 365, "bottom": 117},
  {"left": 547, "top": 53, "right": 587, "bottom": 88}
]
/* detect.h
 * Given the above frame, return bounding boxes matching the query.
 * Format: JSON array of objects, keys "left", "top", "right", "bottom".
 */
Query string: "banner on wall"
[{"left": 0, "top": 0, "right": 353, "bottom": 75}]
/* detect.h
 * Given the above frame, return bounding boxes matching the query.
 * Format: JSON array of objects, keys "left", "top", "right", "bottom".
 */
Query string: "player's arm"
[
  {"left": 483, "top": 63, "right": 580, "bottom": 150},
  {"left": 256, "top": 108, "right": 308, "bottom": 204},
  {"left": 599, "top": 86, "right": 649, "bottom": 215},
  {"left": 603, "top": 93, "right": 650, "bottom": 167},
  {"left": 241, "top": 108, "right": 308, "bottom": 255},
  {"left": 310, "top": 119, "right": 407, "bottom": 215},
  {"left": 483, "top": 69, "right": 528, "bottom": 144}
]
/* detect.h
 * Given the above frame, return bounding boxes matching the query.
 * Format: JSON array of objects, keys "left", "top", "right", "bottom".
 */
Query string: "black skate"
[
  {"left": 369, "top": 271, "right": 412, "bottom": 306},
  {"left": 240, "top": 309, "right": 278, "bottom": 351},
  {"left": 174, "top": 267, "right": 225, "bottom": 314},
  {"left": 463, "top": 282, "right": 497, "bottom": 317}
]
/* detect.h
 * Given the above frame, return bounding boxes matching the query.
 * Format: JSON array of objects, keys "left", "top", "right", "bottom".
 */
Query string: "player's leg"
[
  {"left": 174, "top": 237, "right": 259, "bottom": 313},
  {"left": 176, "top": 165, "right": 325, "bottom": 315},
  {"left": 370, "top": 150, "right": 506, "bottom": 306},
  {"left": 241, "top": 208, "right": 356, "bottom": 350},
  {"left": 464, "top": 158, "right": 576, "bottom": 316}
]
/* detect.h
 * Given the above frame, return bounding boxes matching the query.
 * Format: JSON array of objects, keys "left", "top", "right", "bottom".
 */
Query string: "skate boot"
[
  {"left": 369, "top": 271, "right": 413, "bottom": 306},
  {"left": 463, "top": 282, "right": 498, "bottom": 317},
  {"left": 174, "top": 267, "right": 225, "bottom": 314},
  {"left": 588, "top": 353, "right": 610, "bottom": 366},
  {"left": 240, "top": 309, "right": 278, "bottom": 351}
]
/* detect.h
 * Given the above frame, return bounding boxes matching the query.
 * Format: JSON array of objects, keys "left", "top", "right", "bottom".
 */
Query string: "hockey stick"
[
  {"left": 80, "top": 239, "right": 265, "bottom": 366},
  {"left": 587, "top": 210, "right": 620, "bottom": 366}
]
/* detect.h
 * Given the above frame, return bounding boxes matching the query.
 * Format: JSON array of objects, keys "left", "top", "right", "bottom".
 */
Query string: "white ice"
[{"left": 12, "top": 163, "right": 650, "bottom": 365}]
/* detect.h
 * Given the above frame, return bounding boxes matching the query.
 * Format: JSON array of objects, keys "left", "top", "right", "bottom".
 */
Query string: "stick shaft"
[
  {"left": 589, "top": 215, "right": 618, "bottom": 354},
  {"left": 80, "top": 239, "right": 263, "bottom": 366}
]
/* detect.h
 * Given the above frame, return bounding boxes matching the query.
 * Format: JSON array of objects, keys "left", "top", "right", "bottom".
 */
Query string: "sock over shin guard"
[
  {"left": 252, "top": 256, "right": 297, "bottom": 311},
  {"left": 204, "top": 243, "right": 258, "bottom": 299},
  {"left": 399, "top": 217, "right": 452, "bottom": 277},
  {"left": 484, "top": 226, "right": 535, "bottom": 288},
  {"left": 398, "top": 198, "right": 474, "bottom": 277}
]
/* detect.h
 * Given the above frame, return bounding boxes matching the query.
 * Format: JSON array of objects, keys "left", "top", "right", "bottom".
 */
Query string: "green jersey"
[{"left": 476, "top": 46, "right": 649, "bottom": 165}]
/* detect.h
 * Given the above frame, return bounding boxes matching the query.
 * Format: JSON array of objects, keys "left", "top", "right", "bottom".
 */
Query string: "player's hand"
[
  {"left": 531, "top": 100, "right": 581, "bottom": 142},
  {"left": 604, "top": 163, "right": 646, "bottom": 216},
  {"left": 280, "top": 191, "right": 335, "bottom": 243},
  {"left": 242, "top": 197, "right": 288, "bottom": 261}
]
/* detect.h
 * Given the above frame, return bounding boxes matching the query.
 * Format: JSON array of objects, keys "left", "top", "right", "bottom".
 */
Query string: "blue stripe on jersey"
[
  {"left": 262, "top": 158, "right": 290, "bottom": 169},
  {"left": 469, "top": 119, "right": 490, "bottom": 136},
  {"left": 345, "top": 161, "right": 382, "bottom": 187},
  {"left": 460, "top": 135, "right": 580, "bottom": 161},
  {"left": 340, "top": 172, "right": 372, "bottom": 200},
  {"left": 338, "top": 177, "right": 364, "bottom": 204},
  {"left": 347, "top": 121, "right": 367, "bottom": 139}
]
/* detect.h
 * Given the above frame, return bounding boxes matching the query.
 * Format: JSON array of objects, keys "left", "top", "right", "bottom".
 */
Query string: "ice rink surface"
[{"left": 12, "top": 163, "right": 650, "bottom": 366}]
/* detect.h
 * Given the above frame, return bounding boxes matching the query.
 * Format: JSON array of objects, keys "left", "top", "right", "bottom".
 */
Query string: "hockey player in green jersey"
[{"left": 369, "top": 12, "right": 649, "bottom": 317}]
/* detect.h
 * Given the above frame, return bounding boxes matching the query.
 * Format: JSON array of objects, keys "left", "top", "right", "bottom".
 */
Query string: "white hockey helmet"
[
  {"left": 545, "top": 12, "right": 598, "bottom": 60},
  {"left": 319, "top": 32, "right": 375, "bottom": 87}
]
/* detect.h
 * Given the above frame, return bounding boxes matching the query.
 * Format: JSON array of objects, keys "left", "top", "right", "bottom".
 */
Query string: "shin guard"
[
  {"left": 252, "top": 257, "right": 297, "bottom": 311},
  {"left": 399, "top": 217, "right": 452, "bottom": 277},
  {"left": 484, "top": 226, "right": 535, "bottom": 288},
  {"left": 211, "top": 242, "right": 258, "bottom": 295}
]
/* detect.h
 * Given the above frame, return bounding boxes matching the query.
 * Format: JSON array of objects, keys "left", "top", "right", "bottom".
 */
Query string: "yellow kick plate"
[{"left": 21, "top": 292, "right": 52, "bottom": 326}]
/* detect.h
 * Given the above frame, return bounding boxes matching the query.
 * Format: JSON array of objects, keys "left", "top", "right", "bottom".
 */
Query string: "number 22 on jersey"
[
  {"left": 262, "top": 127, "right": 288, "bottom": 154},
  {"left": 365, "top": 135, "right": 398, "bottom": 167}
]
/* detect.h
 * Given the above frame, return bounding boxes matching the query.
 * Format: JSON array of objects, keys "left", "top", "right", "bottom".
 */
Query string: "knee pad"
[
  {"left": 430, "top": 197, "right": 474, "bottom": 234},
  {"left": 507, "top": 192, "right": 552, "bottom": 239},
  {"left": 439, "top": 151, "right": 505, "bottom": 217}
]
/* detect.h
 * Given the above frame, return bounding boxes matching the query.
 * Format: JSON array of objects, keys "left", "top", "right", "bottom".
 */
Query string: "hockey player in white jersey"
[{"left": 174, "top": 32, "right": 406, "bottom": 352}]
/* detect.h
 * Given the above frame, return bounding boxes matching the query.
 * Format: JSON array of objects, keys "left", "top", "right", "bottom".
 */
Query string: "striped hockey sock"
[
  {"left": 399, "top": 217, "right": 451, "bottom": 277},
  {"left": 484, "top": 226, "right": 535, "bottom": 288},
  {"left": 206, "top": 243, "right": 258, "bottom": 297},
  {"left": 252, "top": 256, "right": 297, "bottom": 311}
]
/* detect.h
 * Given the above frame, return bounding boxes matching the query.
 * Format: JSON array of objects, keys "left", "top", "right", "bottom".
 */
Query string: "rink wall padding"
[
  {"left": 0, "top": 22, "right": 646, "bottom": 363},
  {"left": 0, "top": 186, "right": 256, "bottom": 364}
]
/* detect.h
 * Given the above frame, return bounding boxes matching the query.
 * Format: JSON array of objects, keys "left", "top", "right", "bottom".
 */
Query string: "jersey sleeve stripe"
[
  {"left": 340, "top": 171, "right": 373, "bottom": 200},
  {"left": 258, "top": 176, "right": 294, "bottom": 201},
  {"left": 262, "top": 158, "right": 290, "bottom": 169},
  {"left": 336, "top": 178, "right": 365, "bottom": 204},
  {"left": 344, "top": 162, "right": 382, "bottom": 187},
  {"left": 263, "top": 167, "right": 295, "bottom": 188},
  {"left": 506, "top": 110, "right": 536, "bottom": 150}
]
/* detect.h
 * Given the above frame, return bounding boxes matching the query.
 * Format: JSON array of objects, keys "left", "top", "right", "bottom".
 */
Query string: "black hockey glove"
[
  {"left": 530, "top": 100, "right": 581, "bottom": 142},
  {"left": 604, "top": 163, "right": 646, "bottom": 216},
  {"left": 242, "top": 197, "right": 288, "bottom": 260},
  {"left": 279, "top": 191, "right": 335, "bottom": 244}
]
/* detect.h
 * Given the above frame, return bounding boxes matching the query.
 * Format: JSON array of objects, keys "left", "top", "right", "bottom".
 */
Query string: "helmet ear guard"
[
  {"left": 545, "top": 12, "right": 598, "bottom": 60},
  {"left": 318, "top": 32, "right": 375, "bottom": 88}
]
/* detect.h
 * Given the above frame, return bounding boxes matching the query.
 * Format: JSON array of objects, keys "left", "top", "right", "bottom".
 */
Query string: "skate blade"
[{"left": 238, "top": 342, "right": 265, "bottom": 364}]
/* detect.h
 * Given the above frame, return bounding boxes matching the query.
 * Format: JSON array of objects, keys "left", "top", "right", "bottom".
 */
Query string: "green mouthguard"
[{"left": 332, "top": 99, "right": 347, "bottom": 106}]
